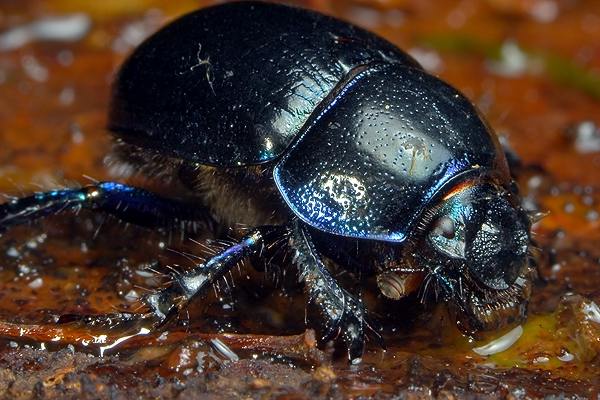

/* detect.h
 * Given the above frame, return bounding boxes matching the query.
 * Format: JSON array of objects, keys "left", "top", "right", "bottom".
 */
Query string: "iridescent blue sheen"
[
  {"left": 274, "top": 64, "right": 509, "bottom": 243},
  {"left": 0, "top": 182, "right": 204, "bottom": 231},
  {"left": 176, "top": 232, "right": 260, "bottom": 298}
]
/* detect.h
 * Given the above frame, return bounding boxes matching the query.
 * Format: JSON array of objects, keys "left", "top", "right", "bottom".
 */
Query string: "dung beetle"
[{"left": 0, "top": 1, "right": 536, "bottom": 362}]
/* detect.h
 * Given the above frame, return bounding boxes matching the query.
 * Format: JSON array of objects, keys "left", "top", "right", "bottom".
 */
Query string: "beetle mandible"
[{"left": 0, "top": 1, "right": 536, "bottom": 362}]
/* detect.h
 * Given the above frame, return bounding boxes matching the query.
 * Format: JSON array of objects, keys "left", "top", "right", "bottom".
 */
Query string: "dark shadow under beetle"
[{"left": 0, "top": 1, "right": 538, "bottom": 362}]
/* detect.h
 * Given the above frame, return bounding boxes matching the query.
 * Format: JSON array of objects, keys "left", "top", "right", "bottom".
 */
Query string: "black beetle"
[{"left": 0, "top": 1, "right": 535, "bottom": 362}]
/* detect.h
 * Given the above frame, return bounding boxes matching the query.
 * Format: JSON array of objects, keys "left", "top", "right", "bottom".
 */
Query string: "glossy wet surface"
[{"left": 1, "top": 0, "right": 600, "bottom": 398}]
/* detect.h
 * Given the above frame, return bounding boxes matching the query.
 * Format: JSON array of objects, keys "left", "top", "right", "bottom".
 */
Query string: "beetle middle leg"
[{"left": 289, "top": 221, "right": 377, "bottom": 363}]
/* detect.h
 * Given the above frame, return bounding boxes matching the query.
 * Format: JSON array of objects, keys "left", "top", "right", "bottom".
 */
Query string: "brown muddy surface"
[{"left": 0, "top": 0, "right": 600, "bottom": 398}]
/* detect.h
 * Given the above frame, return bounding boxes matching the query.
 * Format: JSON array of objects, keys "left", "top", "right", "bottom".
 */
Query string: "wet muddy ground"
[{"left": 0, "top": 0, "right": 600, "bottom": 398}]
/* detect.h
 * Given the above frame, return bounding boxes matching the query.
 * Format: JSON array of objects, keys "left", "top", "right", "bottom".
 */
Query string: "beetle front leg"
[
  {"left": 0, "top": 182, "right": 214, "bottom": 233},
  {"left": 289, "top": 222, "right": 374, "bottom": 363},
  {"left": 144, "top": 225, "right": 285, "bottom": 325}
]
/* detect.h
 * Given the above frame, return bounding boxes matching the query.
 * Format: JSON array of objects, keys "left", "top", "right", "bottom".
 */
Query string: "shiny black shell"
[
  {"left": 109, "top": 1, "right": 418, "bottom": 165},
  {"left": 109, "top": 1, "right": 510, "bottom": 243}
]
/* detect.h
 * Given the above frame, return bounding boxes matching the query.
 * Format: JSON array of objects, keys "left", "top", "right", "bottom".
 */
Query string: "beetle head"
[{"left": 417, "top": 180, "right": 534, "bottom": 332}]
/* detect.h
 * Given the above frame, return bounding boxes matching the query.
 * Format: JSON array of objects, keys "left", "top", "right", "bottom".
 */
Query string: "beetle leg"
[
  {"left": 143, "top": 225, "right": 286, "bottom": 325},
  {"left": 0, "top": 182, "right": 214, "bottom": 232},
  {"left": 289, "top": 222, "right": 377, "bottom": 363}
]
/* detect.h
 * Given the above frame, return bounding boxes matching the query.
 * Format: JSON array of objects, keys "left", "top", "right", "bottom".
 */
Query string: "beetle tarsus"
[{"left": 144, "top": 288, "right": 184, "bottom": 326}]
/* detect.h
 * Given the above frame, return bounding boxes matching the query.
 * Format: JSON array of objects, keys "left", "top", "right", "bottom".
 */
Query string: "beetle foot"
[
  {"left": 315, "top": 289, "right": 379, "bottom": 363},
  {"left": 143, "top": 285, "right": 186, "bottom": 326}
]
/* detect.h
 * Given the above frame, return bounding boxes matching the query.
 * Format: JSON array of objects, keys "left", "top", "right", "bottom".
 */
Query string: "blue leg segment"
[
  {"left": 0, "top": 182, "right": 211, "bottom": 232},
  {"left": 144, "top": 225, "right": 285, "bottom": 324}
]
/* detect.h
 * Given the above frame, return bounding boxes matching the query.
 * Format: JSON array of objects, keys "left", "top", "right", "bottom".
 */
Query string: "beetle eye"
[
  {"left": 428, "top": 215, "right": 465, "bottom": 259},
  {"left": 432, "top": 216, "right": 455, "bottom": 239}
]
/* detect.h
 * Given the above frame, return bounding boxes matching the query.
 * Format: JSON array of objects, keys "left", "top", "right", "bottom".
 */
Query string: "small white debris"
[
  {"left": 563, "top": 202, "right": 575, "bottom": 213},
  {"left": 124, "top": 289, "right": 139, "bottom": 302},
  {"left": 346, "top": 6, "right": 381, "bottom": 29},
  {"left": 408, "top": 48, "right": 443, "bottom": 73},
  {"left": 558, "top": 350, "right": 574, "bottom": 362},
  {"left": 28, "top": 277, "right": 43, "bottom": 289},
  {"left": 586, "top": 210, "right": 599, "bottom": 221},
  {"left": 6, "top": 247, "right": 20, "bottom": 258},
  {"left": 533, "top": 356, "right": 550, "bottom": 364},
  {"left": 530, "top": 0, "right": 559, "bottom": 23},
  {"left": 472, "top": 325, "right": 523, "bottom": 356},
  {"left": 21, "top": 54, "right": 47, "bottom": 82},
  {"left": 210, "top": 338, "right": 239, "bottom": 362},
  {"left": 59, "top": 86, "right": 75, "bottom": 106},
  {"left": 572, "top": 121, "right": 600, "bottom": 154},
  {"left": 582, "top": 301, "right": 600, "bottom": 324},
  {"left": 0, "top": 14, "right": 91, "bottom": 51},
  {"left": 111, "top": 9, "right": 163, "bottom": 54},
  {"left": 196, "top": 351, "right": 206, "bottom": 373},
  {"left": 527, "top": 175, "right": 543, "bottom": 190},
  {"left": 135, "top": 269, "right": 155, "bottom": 278},
  {"left": 487, "top": 41, "right": 530, "bottom": 77},
  {"left": 26, "top": 237, "right": 39, "bottom": 249},
  {"left": 69, "top": 123, "right": 85, "bottom": 144},
  {"left": 18, "top": 264, "right": 32, "bottom": 275}
]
